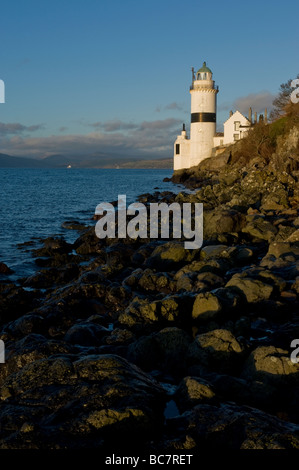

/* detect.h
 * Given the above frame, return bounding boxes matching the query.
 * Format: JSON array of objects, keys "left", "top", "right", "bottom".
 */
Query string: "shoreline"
[{"left": 0, "top": 155, "right": 299, "bottom": 450}]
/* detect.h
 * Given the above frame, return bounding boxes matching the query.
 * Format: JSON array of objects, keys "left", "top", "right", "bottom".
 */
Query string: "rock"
[
  {"left": 127, "top": 327, "right": 192, "bottom": 375},
  {"left": 240, "top": 345, "right": 299, "bottom": 418},
  {"left": 0, "top": 334, "right": 75, "bottom": 387},
  {"left": 2, "top": 314, "right": 45, "bottom": 339},
  {"left": 286, "top": 229, "right": 299, "bottom": 242},
  {"left": 73, "top": 227, "right": 103, "bottom": 255},
  {"left": 241, "top": 346, "right": 299, "bottom": 386},
  {"left": 64, "top": 322, "right": 110, "bottom": 346},
  {"left": 61, "top": 220, "right": 88, "bottom": 231},
  {"left": 0, "top": 263, "right": 13, "bottom": 274},
  {"left": 242, "top": 216, "right": 277, "bottom": 242},
  {"left": 192, "top": 292, "right": 222, "bottom": 322},
  {"left": 174, "top": 376, "right": 217, "bottom": 412},
  {"left": 226, "top": 273, "right": 274, "bottom": 303},
  {"left": 210, "top": 373, "right": 252, "bottom": 404},
  {"left": 118, "top": 294, "right": 193, "bottom": 333},
  {"left": 188, "top": 329, "right": 246, "bottom": 374},
  {"left": 0, "top": 354, "right": 166, "bottom": 449},
  {"left": 203, "top": 209, "right": 245, "bottom": 239},
  {"left": 163, "top": 403, "right": 299, "bottom": 450},
  {"left": 137, "top": 269, "right": 176, "bottom": 294},
  {"left": 145, "top": 241, "right": 198, "bottom": 271},
  {"left": 33, "top": 237, "right": 72, "bottom": 257},
  {"left": 0, "top": 284, "right": 38, "bottom": 326}
]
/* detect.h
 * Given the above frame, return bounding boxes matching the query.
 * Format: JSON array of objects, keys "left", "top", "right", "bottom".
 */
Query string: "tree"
[{"left": 270, "top": 74, "right": 299, "bottom": 121}]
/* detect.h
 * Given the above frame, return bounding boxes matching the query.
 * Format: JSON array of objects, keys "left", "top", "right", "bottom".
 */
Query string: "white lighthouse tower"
[
  {"left": 173, "top": 62, "right": 219, "bottom": 170},
  {"left": 189, "top": 62, "right": 218, "bottom": 166}
]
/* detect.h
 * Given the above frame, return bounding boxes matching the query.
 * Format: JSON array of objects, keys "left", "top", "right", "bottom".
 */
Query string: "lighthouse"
[
  {"left": 189, "top": 62, "right": 218, "bottom": 166},
  {"left": 173, "top": 62, "right": 219, "bottom": 170}
]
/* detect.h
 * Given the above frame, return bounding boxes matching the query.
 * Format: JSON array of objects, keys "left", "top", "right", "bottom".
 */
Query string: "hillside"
[{"left": 0, "top": 152, "right": 172, "bottom": 169}]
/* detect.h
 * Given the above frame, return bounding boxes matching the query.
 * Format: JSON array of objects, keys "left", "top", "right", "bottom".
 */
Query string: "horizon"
[{"left": 0, "top": 0, "right": 298, "bottom": 161}]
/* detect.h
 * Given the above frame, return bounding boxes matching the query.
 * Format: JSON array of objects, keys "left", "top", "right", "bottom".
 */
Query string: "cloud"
[
  {"left": 89, "top": 120, "right": 138, "bottom": 132},
  {"left": 165, "top": 102, "right": 183, "bottom": 111},
  {"left": 0, "top": 117, "right": 182, "bottom": 160},
  {"left": 59, "top": 126, "right": 68, "bottom": 132},
  {"left": 233, "top": 91, "right": 275, "bottom": 115},
  {"left": 138, "top": 118, "right": 180, "bottom": 131},
  {"left": 0, "top": 122, "right": 44, "bottom": 136},
  {"left": 155, "top": 102, "right": 184, "bottom": 113}
]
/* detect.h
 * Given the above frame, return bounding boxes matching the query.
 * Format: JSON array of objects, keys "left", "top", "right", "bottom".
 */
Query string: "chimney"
[
  {"left": 248, "top": 107, "right": 252, "bottom": 124},
  {"left": 254, "top": 111, "right": 257, "bottom": 123},
  {"left": 264, "top": 108, "right": 268, "bottom": 124},
  {"left": 229, "top": 110, "right": 233, "bottom": 117}
]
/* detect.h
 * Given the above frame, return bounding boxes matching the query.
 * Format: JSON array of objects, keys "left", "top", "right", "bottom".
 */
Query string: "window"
[
  {"left": 233, "top": 134, "right": 239, "bottom": 141},
  {"left": 234, "top": 121, "right": 240, "bottom": 131},
  {"left": 176, "top": 144, "right": 180, "bottom": 155}
]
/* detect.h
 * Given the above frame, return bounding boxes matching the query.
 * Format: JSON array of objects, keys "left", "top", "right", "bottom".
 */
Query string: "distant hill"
[
  {"left": 0, "top": 152, "right": 173, "bottom": 169},
  {"left": 0, "top": 153, "right": 45, "bottom": 168}
]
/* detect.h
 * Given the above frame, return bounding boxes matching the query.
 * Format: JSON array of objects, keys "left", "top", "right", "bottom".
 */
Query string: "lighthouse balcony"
[{"left": 190, "top": 82, "right": 219, "bottom": 91}]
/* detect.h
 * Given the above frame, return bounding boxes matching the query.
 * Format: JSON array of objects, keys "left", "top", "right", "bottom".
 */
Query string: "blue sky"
[{"left": 0, "top": 0, "right": 298, "bottom": 160}]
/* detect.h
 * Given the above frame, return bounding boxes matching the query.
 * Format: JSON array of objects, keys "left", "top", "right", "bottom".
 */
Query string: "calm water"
[{"left": 0, "top": 168, "right": 175, "bottom": 279}]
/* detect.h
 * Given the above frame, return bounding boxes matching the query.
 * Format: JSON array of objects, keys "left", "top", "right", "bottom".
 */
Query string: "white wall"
[
  {"left": 223, "top": 110, "right": 251, "bottom": 145},
  {"left": 173, "top": 131, "right": 191, "bottom": 170}
]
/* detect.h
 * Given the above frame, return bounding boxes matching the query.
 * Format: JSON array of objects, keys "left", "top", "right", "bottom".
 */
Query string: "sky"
[{"left": 0, "top": 0, "right": 298, "bottom": 161}]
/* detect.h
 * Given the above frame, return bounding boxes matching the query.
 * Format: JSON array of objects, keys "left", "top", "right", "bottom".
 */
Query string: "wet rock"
[
  {"left": 23, "top": 264, "right": 80, "bottom": 288},
  {"left": 73, "top": 227, "right": 103, "bottom": 255},
  {"left": 33, "top": 237, "right": 72, "bottom": 257},
  {"left": 0, "top": 284, "right": 38, "bottom": 326},
  {"left": 0, "top": 263, "right": 13, "bottom": 274},
  {"left": 61, "top": 220, "right": 88, "bottom": 231},
  {"left": 2, "top": 314, "right": 45, "bottom": 339}
]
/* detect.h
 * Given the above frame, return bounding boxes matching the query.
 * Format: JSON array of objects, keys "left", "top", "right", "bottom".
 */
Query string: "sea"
[{"left": 0, "top": 168, "right": 177, "bottom": 281}]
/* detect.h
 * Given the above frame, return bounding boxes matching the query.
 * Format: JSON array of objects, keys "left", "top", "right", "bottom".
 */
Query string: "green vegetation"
[{"left": 231, "top": 75, "right": 299, "bottom": 166}]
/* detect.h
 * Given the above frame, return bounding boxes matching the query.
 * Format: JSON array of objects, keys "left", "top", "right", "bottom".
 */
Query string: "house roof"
[{"left": 223, "top": 110, "right": 251, "bottom": 125}]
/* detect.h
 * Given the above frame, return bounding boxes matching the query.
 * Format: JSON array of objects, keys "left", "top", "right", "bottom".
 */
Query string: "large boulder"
[
  {"left": 162, "top": 403, "right": 299, "bottom": 450},
  {"left": 226, "top": 273, "right": 274, "bottom": 303},
  {"left": 0, "top": 354, "right": 166, "bottom": 449},
  {"left": 188, "top": 329, "right": 246, "bottom": 374},
  {"left": 145, "top": 241, "right": 198, "bottom": 271}
]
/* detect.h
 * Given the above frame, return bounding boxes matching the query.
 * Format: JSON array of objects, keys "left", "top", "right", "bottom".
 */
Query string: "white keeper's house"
[{"left": 173, "top": 62, "right": 266, "bottom": 170}]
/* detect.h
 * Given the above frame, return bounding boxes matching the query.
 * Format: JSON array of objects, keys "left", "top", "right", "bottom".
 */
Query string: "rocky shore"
[{"left": 0, "top": 127, "right": 299, "bottom": 451}]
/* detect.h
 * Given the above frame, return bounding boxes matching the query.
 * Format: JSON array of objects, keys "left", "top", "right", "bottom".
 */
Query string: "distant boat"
[{"left": 67, "top": 164, "right": 72, "bottom": 169}]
